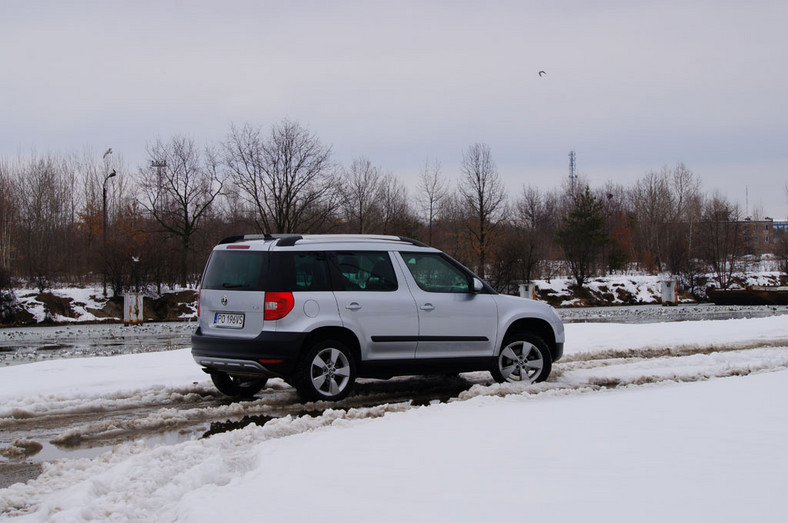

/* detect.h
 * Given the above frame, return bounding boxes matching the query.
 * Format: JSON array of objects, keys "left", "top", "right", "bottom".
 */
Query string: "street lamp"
[{"left": 102, "top": 168, "right": 117, "bottom": 297}]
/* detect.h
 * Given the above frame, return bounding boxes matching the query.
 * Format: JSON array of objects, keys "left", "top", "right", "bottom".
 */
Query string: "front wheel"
[
  {"left": 294, "top": 340, "right": 356, "bottom": 402},
  {"left": 491, "top": 332, "right": 552, "bottom": 384},
  {"left": 210, "top": 371, "right": 268, "bottom": 398}
]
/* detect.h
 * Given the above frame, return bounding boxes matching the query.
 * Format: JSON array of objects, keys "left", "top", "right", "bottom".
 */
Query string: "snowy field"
[{"left": 1, "top": 315, "right": 788, "bottom": 521}]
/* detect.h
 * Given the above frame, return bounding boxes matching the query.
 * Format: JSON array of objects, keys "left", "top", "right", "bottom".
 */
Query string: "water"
[
  {"left": 558, "top": 303, "right": 788, "bottom": 324},
  {"left": 0, "top": 321, "right": 196, "bottom": 366}
]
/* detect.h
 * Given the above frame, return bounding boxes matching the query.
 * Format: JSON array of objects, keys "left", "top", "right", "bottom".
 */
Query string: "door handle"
[
  {"left": 420, "top": 303, "right": 435, "bottom": 311},
  {"left": 345, "top": 302, "right": 362, "bottom": 311}
]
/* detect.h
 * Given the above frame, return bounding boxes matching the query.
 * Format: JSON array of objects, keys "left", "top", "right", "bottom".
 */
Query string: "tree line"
[{"left": 1, "top": 119, "right": 786, "bottom": 298}]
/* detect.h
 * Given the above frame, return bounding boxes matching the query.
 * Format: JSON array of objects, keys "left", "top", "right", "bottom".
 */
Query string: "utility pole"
[{"left": 102, "top": 168, "right": 117, "bottom": 297}]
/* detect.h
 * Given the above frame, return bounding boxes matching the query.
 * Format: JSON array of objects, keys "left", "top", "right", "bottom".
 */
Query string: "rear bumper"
[{"left": 191, "top": 328, "right": 306, "bottom": 377}]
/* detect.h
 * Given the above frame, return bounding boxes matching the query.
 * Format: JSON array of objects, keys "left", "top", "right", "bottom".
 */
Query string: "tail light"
[{"left": 264, "top": 292, "right": 294, "bottom": 320}]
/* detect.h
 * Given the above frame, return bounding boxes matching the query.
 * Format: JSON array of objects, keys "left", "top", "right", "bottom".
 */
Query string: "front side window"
[
  {"left": 333, "top": 252, "right": 398, "bottom": 291},
  {"left": 400, "top": 252, "right": 471, "bottom": 293}
]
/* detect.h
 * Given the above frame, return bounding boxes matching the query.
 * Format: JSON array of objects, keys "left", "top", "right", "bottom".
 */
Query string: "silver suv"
[{"left": 192, "top": 234, "right": 564, "bottom": 401}]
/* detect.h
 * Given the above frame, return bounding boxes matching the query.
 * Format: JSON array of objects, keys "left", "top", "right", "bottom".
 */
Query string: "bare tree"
[
  {"left": 697, "top": 193, "right": 744, "bottom": 288},
  {"left": 14, "top": 154, "right": 79, "bottom": 290},
  {"left": 629, "top": 170, "right": 672, "bottom": 272},
  {"left": 0, "top": 164, "right": 13, "bottom": 319},
  {"left": 417, "top": 159, "right": 448, "bottom": 244},
  {"left": 458, "top": 143, "right": 506, "bottom": 278},
  {"left": 665, "top": 165, "right": 703, "bottom": 292},
  {"left": 513, "top": 185, "right": 555, "bottom": 282},
  {"left": 139, "top": 136, "right": 224, "bottom": 287},
  {"left": 597, "top": 182, "right": 632, "bottom": 274},
  {"left": 0, "top": 160, "right": 16, "bottom": 283},
  {"left": 378, "top": 173, "right": 417, "bottom": 236},
  {"left": 340, "top": 157, "right": 383, "bottom": 234},
  {"left": 224, "top": 120, "right": 336, "bottom": 234},
  {"left": 430, "top": 191, "right": 473, "bottom": 264},
  {"left": 629, "top": 164, "right": 703, "bottom": 275}
]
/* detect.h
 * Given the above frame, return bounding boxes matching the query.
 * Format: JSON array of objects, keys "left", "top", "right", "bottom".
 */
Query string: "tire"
[
  {"left": 491, "top": 332, "right": 552, "bottom": 384},
  {"left": 294, "top": 340, "right": 356, "bottom": 402},
  {"left": 210, "top": 371, "right": 268, "bottom": 398}
]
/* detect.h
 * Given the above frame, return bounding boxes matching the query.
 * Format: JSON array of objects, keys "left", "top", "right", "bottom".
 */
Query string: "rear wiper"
[{"left": 221, "top": 283, "right": 246, "bottom": 289}]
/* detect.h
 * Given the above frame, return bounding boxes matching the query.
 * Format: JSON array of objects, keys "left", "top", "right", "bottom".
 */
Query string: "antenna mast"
[{"left": 568, "top": 150, "right": 577, "bottom": 196}]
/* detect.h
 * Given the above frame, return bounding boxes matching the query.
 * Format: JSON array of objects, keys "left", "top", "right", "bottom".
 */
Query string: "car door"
[
  {"left": 395, "top": 252, "right": 498, "bottom": 358},
  {"left": 331, "top": 251, "right": 419, "bottom": 360}
]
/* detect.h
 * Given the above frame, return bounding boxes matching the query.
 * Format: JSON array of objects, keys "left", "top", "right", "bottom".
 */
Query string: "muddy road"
[{"left": 4, "top": 335, "right": 788, "bottom": 489}]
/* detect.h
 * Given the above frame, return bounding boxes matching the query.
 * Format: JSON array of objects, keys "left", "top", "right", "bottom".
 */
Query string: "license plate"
[{"left": 214, "top": 312, "right": 245, "bottom": 328}]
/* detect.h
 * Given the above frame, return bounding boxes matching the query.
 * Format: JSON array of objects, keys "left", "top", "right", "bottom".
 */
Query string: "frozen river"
[
  {"left": 0, "top": 321, "right": 196, "bottom": 366},
  {"left": 2, "top": 304, "right": 787, "bottom": 366}
]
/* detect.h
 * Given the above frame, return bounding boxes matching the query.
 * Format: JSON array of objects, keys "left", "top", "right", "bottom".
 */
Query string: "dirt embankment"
[{"left": 1, "top": 290, "right": 198, "bottom": 327}]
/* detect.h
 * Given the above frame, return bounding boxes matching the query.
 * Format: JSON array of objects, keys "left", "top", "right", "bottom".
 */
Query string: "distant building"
[{"left": 740, "top": 218, "right": 787, "bottom": 254}]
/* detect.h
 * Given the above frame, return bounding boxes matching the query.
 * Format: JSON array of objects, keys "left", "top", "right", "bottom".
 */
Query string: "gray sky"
[{"left": 3, "top": 0, "right": 787, "bottom": 218}]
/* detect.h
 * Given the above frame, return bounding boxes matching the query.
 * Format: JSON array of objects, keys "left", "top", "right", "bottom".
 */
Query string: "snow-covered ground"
[{"left": 1, "top": 316, "right": 788, "bottom": 521}]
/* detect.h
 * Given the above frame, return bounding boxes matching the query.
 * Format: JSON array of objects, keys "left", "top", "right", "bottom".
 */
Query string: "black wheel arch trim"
[{"left": 502, "top": 318, "right": 563, "bottom": 362}]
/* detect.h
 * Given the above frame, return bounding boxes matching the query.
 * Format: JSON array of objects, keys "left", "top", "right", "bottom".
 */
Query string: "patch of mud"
[
  {"left": 0, "top": 440, "right": 43, "bottom": 459},
  {"left": 202, "top": 414, "right": 278, "bottom": 439},
  {"left": 0, "top": 463, "right": 43, "bottom": 490},
  {"left": 40, "top": 375, "right": 477, "bottom": 448}
]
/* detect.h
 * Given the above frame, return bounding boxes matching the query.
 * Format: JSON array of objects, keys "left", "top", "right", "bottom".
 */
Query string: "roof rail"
[
  {"left": 279, "top": 235, "right": 430, "bottom": 247},
  {"left": 398, "top": 236, "right": 428, "bottom": 247},
  {"left": 217, "top": 234, "right": 275, "bottom": 245},
  {"left": 218, "top": 234, "right": 431, "bottom": 248},
  {"left": 275, "top": 235, "right": 303, "bottom": 247}
]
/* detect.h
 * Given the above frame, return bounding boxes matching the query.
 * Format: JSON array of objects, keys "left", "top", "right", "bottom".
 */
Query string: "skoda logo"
[{"left": 221, "top": 296, "right": 228, "bottom": 306}]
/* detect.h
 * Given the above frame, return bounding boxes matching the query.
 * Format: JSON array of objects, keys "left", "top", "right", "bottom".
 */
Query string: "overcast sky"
[{"left": 2, "top": 0, "right": 787, "bottom": 218}]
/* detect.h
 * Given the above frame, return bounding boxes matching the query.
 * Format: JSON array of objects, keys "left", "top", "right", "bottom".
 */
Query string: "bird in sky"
[
  {"left": 103, "top": 148, "right": 113, "bottom": 159},
  {"left": 538, "top": 70, "right": 546, "bottom": 77}
]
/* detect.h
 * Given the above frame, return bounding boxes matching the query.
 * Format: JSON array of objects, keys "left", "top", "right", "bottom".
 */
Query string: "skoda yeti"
[{"left": 191, "top": 234, "right": 565, "bottom": 401}]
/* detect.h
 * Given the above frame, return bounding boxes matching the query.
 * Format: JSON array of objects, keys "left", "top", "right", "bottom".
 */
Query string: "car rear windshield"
[{"left": 201, "top": 251, "right": 269, "bottom": 291}]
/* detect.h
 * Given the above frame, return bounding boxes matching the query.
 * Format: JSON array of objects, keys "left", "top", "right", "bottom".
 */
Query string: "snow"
[
  {"left": 1, "top": 316, "right": 788, "bottom": 521},
  {"left": 178, "top": 374, "right": 788, "bottom": 523},
  {"left": 563, "top": 316, "right": 788, "bottom": 355},
  {"left": 15, "top": 288, "right": 110, "bottom": 324},
  {"left": 535, "top": 274, "right": 664, "bottom": 306}
]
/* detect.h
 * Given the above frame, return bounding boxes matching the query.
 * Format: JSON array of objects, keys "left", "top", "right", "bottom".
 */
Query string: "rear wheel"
[
  {"left": 491, "top": 332, "right": 552, "bottom": 383},
  {"left": 210, "top": 371, "right": 268, "bottom": 398},
  {"left": 294, "top": 340, "right": 356, "bottom": 402}
]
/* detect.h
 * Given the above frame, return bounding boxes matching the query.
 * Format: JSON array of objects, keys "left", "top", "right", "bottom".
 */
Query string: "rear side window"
[
  {"left": 333, "top": 252, "right": 398, "bottom": 291},
  {"left": 279, "top": 253, "right": 332, "bottom": 292},
  {"left": 201, "top": 251, "right": 268, "bottom": 291}
]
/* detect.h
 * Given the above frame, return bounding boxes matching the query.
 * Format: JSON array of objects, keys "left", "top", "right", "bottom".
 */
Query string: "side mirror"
[{"left": 472, "top": 278, "right": 484, "bottom": 294}]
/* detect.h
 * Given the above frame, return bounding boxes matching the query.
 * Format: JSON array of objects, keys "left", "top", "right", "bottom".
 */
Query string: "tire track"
[{"left": 3, "top": 342, "right": 787, "bottom": 465}]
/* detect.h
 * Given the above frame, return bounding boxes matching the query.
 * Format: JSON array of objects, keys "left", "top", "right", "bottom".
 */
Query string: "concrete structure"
[{"left": 124, "top": 293, "right": 144, "bottom": 326}]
